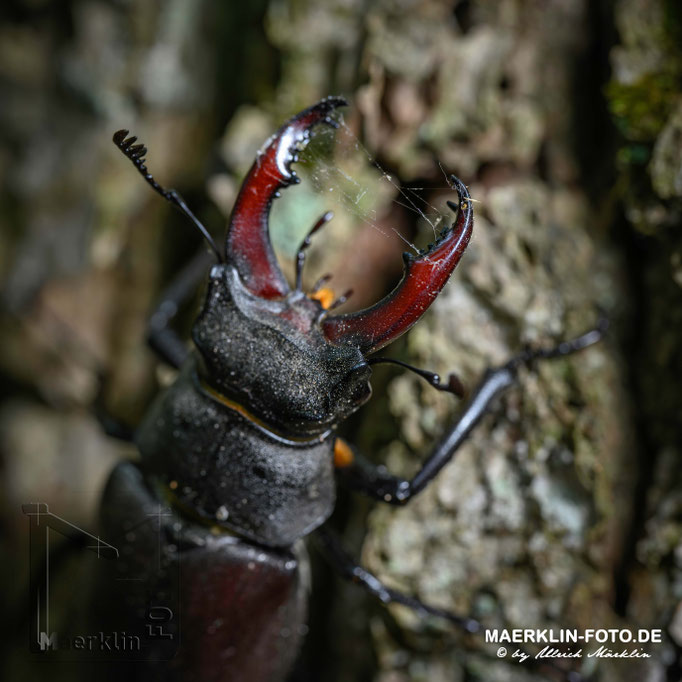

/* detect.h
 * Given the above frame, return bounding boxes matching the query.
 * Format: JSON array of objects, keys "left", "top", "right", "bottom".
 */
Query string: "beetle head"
[
  {"left": 192, "top": 264, "right": 371, "bottom": 438},
  {"left": 193, "top": 97, "right": 473, "bottom": 436},
  {"left": 185, "top": 96, "right": 471, "bottom": 437}
]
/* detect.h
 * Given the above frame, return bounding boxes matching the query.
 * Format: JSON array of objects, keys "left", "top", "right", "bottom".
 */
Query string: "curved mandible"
[
  {"left": 322, "top": 176, "right": 473, "bottom": 354},
  {"left": 225, "top": 96, "right": 348, "bottom": 298}
]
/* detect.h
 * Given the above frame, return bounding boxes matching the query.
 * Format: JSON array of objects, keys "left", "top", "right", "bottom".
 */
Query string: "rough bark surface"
[{"left": 1, "top": 1, "right": 680, "bottom": 681}]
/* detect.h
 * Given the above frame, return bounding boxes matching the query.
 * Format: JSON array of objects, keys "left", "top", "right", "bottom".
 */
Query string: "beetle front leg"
[
  {"left": 336, "top": 321, "right": 607, "bottom": 504},
  {"left": 91, "top": 254, "right": 210, "bottom": 437},
  {"left": 334, "top": 363, "right": 517, "bottom": 503},
  {"left": 147, "top": 249, "right": 214, "bottom": 368}
]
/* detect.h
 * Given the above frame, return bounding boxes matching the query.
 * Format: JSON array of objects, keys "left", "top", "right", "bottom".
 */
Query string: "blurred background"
[{"left": 1, "top": 0, "right": 681, "bottom": 680}]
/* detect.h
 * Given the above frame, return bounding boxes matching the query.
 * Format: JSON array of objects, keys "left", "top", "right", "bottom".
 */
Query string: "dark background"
[{"left": 1, "top": 1, "right": 681, "bottom": 680}]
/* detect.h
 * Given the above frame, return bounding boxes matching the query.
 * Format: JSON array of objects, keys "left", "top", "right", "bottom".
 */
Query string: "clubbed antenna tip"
[{"left": 113, "top": 129, "right": 223, "bottom": 262}]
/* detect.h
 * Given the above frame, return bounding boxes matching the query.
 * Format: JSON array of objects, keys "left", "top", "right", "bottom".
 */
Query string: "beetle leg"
[
  {"left": 93, "top": 399, "right": 135, "bottom": 441},
  {"left": 313, "top": 525, "right": 585, "bottom": 682},
  {"left": 314, "top": 524, "right": 480, "bottom": 630},
  {"left": 336, "top": 321, "right": 607, "bottom": 504},
  {"left": 147, "top": 249, "right": 214, "bottom": 368}
]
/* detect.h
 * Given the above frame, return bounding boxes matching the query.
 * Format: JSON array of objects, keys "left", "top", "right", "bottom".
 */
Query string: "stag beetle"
[{"left": 97, "top": 96, "right": 603, "bottom": 682}]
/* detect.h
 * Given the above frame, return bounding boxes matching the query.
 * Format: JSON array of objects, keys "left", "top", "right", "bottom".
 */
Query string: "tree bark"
[{"left": 1, "top": 1, "right": 680, "bottom": 681}]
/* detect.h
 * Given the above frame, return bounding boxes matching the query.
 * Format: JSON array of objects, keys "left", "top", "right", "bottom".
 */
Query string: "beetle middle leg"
[
  {"left": 313, "top": 524, "right": 481, "bottom": 631},
  {"left": 313, "top": 525, "right": 585, "bottom": 682},
  {"left": 90, "top": 252, "right": 212, "bottom": 440}
]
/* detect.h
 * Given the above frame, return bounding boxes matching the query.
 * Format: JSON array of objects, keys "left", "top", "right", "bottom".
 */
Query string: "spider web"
[{"left": 269, "top": 110, "right": 459, "bottom": 292}]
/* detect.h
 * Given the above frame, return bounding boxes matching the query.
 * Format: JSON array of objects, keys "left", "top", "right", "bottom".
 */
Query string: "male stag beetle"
[{"left": 99, "top": 96, "right": 603, "bottom": 682}]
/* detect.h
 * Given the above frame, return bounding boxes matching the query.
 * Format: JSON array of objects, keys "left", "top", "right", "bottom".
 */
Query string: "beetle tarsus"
[{"left": 507, "top": 317, "right": 608, "bottom": 370}]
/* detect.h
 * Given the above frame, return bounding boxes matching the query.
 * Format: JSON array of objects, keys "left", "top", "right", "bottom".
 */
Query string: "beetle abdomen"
[{"left": 98, "top": 461, "right": 307, "bottom": 682}]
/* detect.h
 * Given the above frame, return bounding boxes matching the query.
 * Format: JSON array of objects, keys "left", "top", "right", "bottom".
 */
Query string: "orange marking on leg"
[{"left": 333, "top": 438, "right": 354, "bottom": 468}]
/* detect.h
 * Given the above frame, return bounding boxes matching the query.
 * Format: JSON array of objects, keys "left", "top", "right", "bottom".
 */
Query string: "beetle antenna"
[
  {"left": 112, "top": 129, "right": 223, "bottom": 263},
  {"left": 295, "top": 211, "right": 334, "bottom": 291},
  {"left": 366, "top": 357, "right": 466, "bottom": 398}
]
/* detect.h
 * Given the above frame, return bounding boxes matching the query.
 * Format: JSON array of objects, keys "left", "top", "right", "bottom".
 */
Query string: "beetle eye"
[{"left": 351, "top": 378, "right": 372, "bottom": 404}]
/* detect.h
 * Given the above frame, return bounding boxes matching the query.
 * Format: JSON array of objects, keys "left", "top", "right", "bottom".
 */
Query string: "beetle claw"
[
  {"left": 322, "top": 175, "right": 473, "bottom": 354},
  {"left": 225, "top": 97, "right": 348, "bottom": 299}
]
